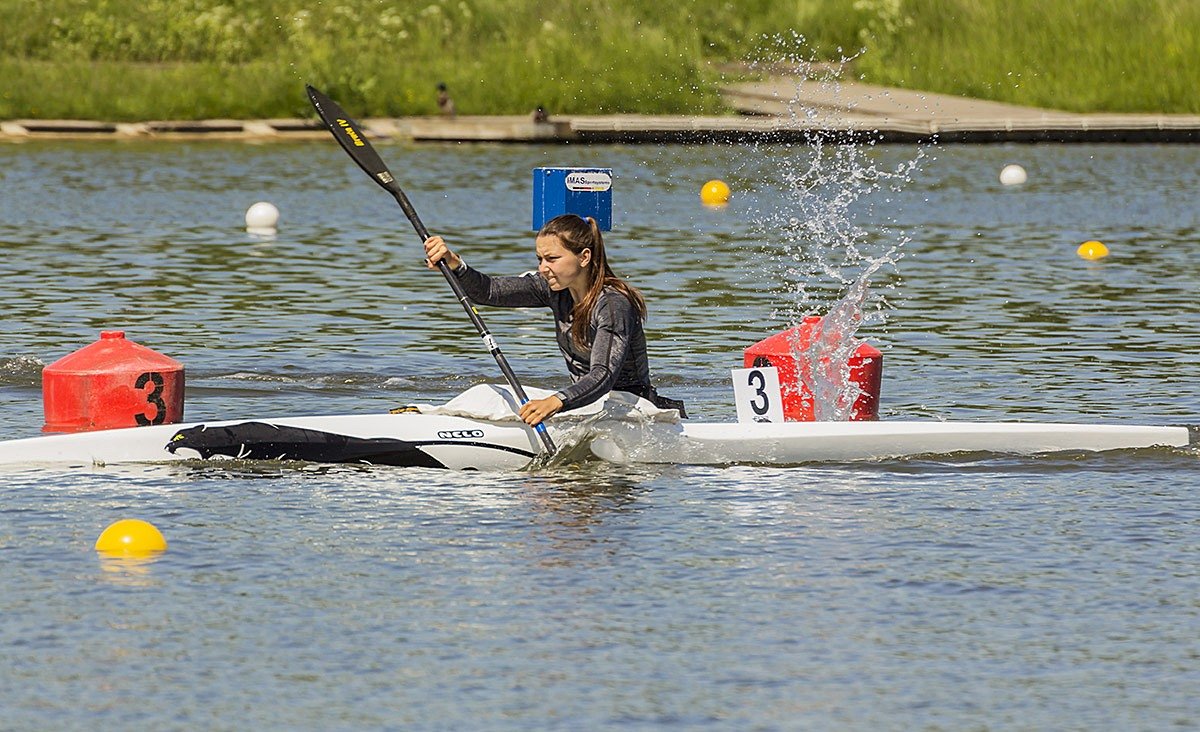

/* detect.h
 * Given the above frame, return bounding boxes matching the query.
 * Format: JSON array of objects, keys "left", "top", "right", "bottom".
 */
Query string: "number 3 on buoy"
[
  {"left": 732, "top": 366, "right": 784, "bottom": 423},
  {"left": 134, "top": 371, "right": 168, "bottom": 426}
]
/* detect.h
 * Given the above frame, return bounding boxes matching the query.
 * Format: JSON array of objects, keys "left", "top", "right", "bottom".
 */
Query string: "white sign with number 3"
[{"left": 732, "top": 366, "right": 785, "bottom": 423}]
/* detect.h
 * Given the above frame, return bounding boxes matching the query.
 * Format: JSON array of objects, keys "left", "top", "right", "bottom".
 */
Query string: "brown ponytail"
[{"left": 537, "top": 214, "right": 646, "bottom": 348}]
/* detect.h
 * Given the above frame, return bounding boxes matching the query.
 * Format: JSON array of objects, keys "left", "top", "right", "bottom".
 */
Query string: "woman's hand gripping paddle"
[{"left": 305, "top": 84, "right": 557, "bottom": 455}]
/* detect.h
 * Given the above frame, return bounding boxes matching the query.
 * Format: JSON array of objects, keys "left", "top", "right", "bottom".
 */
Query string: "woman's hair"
[{"left": 537, "top": 214, "right": 646, "bottom": 348}]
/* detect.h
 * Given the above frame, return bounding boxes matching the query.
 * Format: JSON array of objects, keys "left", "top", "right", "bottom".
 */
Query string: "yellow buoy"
[
  {"left": 1077, "top": 240, "right": 1109, "bottom": 261},
  {"left": 700, "top": 179, "right": 731, "bottom": 206},
  {"left": 95, "top": 519, "right": 167, "bottom": 556}
]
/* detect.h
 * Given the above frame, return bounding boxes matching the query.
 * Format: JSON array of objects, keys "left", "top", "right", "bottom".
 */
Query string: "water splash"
[
  {"left": 0, "top": 355, "right": 46, "bottom": 387},
  {"left": 736, "top": 36, "right": 932, "bottom": 420},
  {"left": 792, "top": 256, "right": 889, "bottom": 420}
]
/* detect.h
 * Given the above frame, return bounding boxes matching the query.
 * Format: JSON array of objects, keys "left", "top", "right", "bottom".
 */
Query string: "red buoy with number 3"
[
  {"left": 42, "top": 331, "right": 184, "bottom": 433},
  {"left": 743, "top": 316, "right": 881, "bottom": 422}
]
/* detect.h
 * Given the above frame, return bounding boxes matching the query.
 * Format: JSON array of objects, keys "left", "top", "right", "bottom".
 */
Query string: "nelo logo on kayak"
[{"left": 438, "top": 430, "right": 485, "bottom": 439}]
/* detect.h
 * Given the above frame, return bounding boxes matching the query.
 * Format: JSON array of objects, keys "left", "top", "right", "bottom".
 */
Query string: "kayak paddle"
[{"left": 305, "top": 84, "right": 557, "bottom": 455}]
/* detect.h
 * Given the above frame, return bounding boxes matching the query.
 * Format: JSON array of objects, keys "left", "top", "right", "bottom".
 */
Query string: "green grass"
[
  {"left": 1, "top": 0, "right": 1196, "bottom": 120},
  {"left": 848, "top": 0, "right": 1200, "bottom": 113}
]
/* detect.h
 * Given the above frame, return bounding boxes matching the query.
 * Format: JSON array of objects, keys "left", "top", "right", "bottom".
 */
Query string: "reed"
[{"left": 1, "top": 0, "right": 1194, "bottom": 120}]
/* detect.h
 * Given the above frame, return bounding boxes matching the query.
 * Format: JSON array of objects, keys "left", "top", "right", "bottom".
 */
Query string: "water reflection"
[{"left": 96, "top": 554, "right": 166, "bottom": 588}]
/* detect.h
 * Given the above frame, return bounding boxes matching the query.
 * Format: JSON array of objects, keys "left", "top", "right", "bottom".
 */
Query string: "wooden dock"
[
  {"left": 3, "top": 78, "right": 1197, "bottom": 143},
  {"left": 718, "top": 78, "right": 1200, "bottom": 143}
]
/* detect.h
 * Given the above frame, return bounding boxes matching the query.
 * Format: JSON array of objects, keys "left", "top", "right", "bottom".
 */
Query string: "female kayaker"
[{"left": 423, "top": 213, "right": 684, "bottom": 426}]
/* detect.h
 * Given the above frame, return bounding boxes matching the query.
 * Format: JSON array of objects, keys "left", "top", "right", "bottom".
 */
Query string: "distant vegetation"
[{"left": 1, "top": 0, "right": 1195, "bottom": 120}]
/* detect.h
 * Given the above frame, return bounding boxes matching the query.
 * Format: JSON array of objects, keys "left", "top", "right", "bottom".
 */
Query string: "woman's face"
[{"left": 535, "top": 234, "right": 591, "bottom": 294}]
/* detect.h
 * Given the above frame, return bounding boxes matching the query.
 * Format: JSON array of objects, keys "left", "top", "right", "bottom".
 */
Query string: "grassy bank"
[{"left": 2, "top": 0, "right": 1197, "bottom": 120}]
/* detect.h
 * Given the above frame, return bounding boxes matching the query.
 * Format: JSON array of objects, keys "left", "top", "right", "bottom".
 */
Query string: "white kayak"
[
  {"left": 591, "top": 420, "right": 1196, "bottom": 465},
  {"left": 0, "top": 410, "right": 1191, "bottom": 470},
  {"left": 0, "top": 413, "right": 540, "bottom": 471}
]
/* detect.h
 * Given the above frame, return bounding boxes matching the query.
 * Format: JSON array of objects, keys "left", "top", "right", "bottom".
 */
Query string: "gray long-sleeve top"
[{"left": 452, "top": 261, "right": 652, "bottom": 411}]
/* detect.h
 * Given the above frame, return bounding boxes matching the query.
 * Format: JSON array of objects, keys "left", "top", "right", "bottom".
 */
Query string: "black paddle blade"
[{"left": 306, "top": 84, "right": 399, "bottom": 196}]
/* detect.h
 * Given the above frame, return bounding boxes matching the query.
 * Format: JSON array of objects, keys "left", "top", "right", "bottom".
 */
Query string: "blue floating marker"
[{"left": 532, "top": 167, "right": 613, "bottom": 231}]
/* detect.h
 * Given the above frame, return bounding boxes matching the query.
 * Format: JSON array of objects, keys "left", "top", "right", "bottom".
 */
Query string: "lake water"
[{"left": 1, "top": 138, "right": 1198, "bottom": 729}]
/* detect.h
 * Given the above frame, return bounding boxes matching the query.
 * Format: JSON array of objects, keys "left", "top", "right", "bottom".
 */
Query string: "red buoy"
[
  {"left": 743, "top": 316, "right": 882, "bottom": 421},
  {"left": 42, "top": 331, "right": 185, "bottom": 433}
]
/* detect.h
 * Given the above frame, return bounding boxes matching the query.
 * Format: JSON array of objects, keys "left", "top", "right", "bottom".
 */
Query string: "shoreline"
[
  {"left": 5, "top": 81, "right": 1198, "bottom": 144},
  {"left": 4, "top": 114, "right": 1198, "bottom": 144}
]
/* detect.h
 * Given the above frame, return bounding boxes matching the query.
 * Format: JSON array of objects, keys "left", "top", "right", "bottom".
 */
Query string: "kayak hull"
[
  {"left": 0, "top": 414, "right": 1192, "bottom": 470},
  {"left": 0, "top": 414, "right": 541, "bottom": 471},
  {"left": 592, "top": 421, "right": 1196, "bottom": 465}
]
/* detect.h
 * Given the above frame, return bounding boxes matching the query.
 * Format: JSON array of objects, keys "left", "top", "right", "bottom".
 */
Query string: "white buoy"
[
  {"left": 999, "top": 164, "right": 1027, "bottom": 186},
  {"left": 245, "top": 201, "right": 280, "bottom": 234}
]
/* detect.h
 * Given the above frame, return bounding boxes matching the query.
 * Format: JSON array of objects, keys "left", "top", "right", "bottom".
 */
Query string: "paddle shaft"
[{"left": 305, "top": 85, "right": 556, "bottom": 453}]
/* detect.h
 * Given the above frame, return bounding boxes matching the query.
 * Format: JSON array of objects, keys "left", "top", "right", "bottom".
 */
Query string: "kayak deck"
[{"left": 591, "top": 421, "right": 1197, "bottom": 465}]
